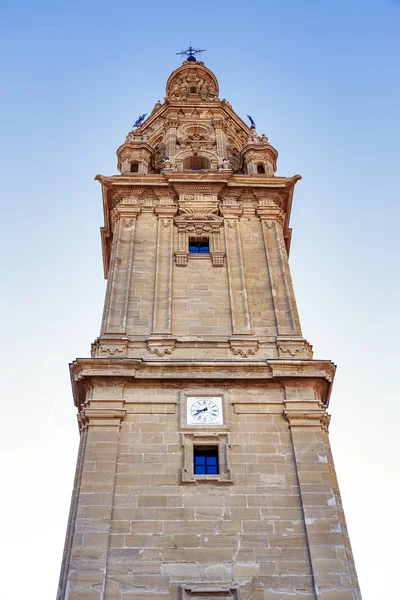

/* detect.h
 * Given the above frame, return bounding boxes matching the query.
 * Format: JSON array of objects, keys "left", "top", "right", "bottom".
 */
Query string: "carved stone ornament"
[
  {"left": 277, "top": 338, "right": 313, "bottom": 359},
  {"left": 174, "top": 207, "right": 225, "bottom": 267},
  {"left": 146, "top": 338, "right": 176, "bottom": 357},
  {"left": 229, "top": 339, "right": 259, "bottom": 357},
  {"left": 91, "top": 340, "right": 129, "bottom": 358},
  {"left": 166, "top": 62, "right": 219, "bottom": 102},
  {"left": 111, "top": 207, "right": 121, "bottom": 222}
]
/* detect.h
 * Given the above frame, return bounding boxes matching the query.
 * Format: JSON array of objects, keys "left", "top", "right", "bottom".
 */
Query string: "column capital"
[
  {"left": 256, "top": 204, "right": 285, "bottom": 224},
  {"left": 111, "top": 205, "right": 141, "bottom": 223},
  {"left": 220, "top": 207, "right": 243, "bottom": 219},
  {"left": 154, "top": 206, "right": 178, "bottom": 219},
  {"left": 283, "top": 407, "right": 330, "bottom": 431}
]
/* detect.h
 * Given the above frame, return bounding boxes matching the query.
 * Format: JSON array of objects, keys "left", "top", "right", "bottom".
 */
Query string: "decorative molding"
[
  {"left": 211, "top": 251, "right": 225, "bottom": 267},
  {"left": 175, "top": 251, "right": 188, "bottom": 267},
  {"left": 257, "top": 206, "right": 285, "bottom": 227},
  {"left": 229, "top": 338, "right": 259, "bottom": 357},
  {"left": 91, "top": 340, "right": 129, "bottom": 357},
  {"left": 277, "top": 338, "right": 313, "bottom": 359},
  {"left": 81, "top": 408, "right": 127, "bottom": 427},
  {"left": 283, "top": 408, "right": 331, "bottom": 431},
  {"left": 70, "top": 357, "right": 335, "bottom": 413},
  {"left": 147, "top": 337, "right": 176, "bottom": 357}
]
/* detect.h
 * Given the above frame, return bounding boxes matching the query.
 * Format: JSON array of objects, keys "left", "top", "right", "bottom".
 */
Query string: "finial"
[{"left": 176, "top": 44, "right": 206, "bottom": 62}]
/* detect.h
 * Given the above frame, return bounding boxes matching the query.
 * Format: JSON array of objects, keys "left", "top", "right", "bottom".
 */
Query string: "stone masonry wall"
[
  {"left": 172, "top": 254, "right": 232, "bottom": 337},
  {"left": 119, "top": 211, "right": 285, "bottom": 341},
  {"left": 63, "top": 379, "right": 360, "bottom": 600}
]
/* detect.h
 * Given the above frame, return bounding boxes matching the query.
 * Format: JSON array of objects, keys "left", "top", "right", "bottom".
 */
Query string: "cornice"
[
  {"left": 230, "top": 174, "right": 302, "bottom": 188},
  {"left": 70, "top": 357, "right": 335, "bottom": 411},
  {"left": 95, "top": 174, "right": 168, "bottom": 188},
  {"left": 116, "top": 140, "right": 155, "bottom": 158}
]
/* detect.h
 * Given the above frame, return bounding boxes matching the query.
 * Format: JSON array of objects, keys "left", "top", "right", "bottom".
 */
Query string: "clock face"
[{"left": 186, "top": 396, "right": 223, "bottom": 425}]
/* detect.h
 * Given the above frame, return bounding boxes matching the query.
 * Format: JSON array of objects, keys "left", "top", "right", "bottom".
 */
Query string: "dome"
[{"left": 166, "top": 61, "right": 219, "bottom": 102}]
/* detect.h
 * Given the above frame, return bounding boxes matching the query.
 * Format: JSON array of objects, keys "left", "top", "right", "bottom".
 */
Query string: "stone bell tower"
[{"left": 57, "top": 55, "right": 362, "bottom": 600}]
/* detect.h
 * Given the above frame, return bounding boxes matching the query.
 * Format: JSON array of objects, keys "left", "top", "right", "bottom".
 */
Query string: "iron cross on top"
[{"left": 176, "top": 45, "right": 206, "bottom": 62}]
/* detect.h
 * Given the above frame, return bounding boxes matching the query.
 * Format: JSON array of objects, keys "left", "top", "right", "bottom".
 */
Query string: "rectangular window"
[
  {"left": 130, "top": 162, "right": 139, "bottom": 173},
  {"left": 194, "top": 446, "right": 219, "bottom": 475},
  {"left": 189, "top": 240, "right": 210, "bottom": 254}
]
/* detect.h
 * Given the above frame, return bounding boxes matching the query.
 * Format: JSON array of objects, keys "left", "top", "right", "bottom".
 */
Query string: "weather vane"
[
  {"left": 247, "top": 115, "right": 256, "bottom": 129},
  {"left": 133, "top": 113, "right": 147, "bottom": 128},
  {"left": 176, "top": 44, "right": 206, "bottom": 62}
]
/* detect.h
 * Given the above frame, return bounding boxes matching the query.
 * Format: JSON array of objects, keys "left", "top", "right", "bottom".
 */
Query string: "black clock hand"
[{"left": 194, "top": 407, "right": 208, "bottom": 416}]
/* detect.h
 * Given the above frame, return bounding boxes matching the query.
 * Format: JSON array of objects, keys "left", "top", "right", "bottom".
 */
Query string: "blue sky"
[{"left": 1, "top": 1, "right": 399, "bottom": 598}]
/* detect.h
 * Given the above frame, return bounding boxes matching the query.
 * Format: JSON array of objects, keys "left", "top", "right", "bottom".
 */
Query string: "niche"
[{"left": 183, "top": 156, "right": 211, "bottom": 170}]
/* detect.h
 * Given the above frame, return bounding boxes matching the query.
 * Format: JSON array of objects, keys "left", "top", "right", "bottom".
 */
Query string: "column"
[
  {"left": 101, "top": 206, "right": 140, "bottom": 334},
  {"left": 284, "top": 389, "right": 361, "bottom": 600},
  {"left": 257, "top": 205, "right": 302, "bottom": 336}
]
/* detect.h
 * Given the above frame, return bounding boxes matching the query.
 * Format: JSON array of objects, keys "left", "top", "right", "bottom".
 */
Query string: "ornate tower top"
[{"left": 113, "top": 59, "right": 279, "bottom": 181}]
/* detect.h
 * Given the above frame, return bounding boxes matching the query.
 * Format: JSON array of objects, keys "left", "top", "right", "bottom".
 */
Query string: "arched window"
[
  {"left": 183, "top": 156, "right": 211, "bottom": 170},
  {"left": 257, "top": 164, "right": 265, "bottom": 174}
]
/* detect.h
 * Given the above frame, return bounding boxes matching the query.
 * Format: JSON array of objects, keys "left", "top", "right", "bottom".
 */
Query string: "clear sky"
[{"left": 0, "top": 1, "right": 399, "bottom": 598}]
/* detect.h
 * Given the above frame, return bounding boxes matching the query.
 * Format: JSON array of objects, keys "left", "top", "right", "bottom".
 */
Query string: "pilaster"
[
  {"left": 58, "top": 407, "right": 126, "bottom": 600},
  {"left": 213, "top": 118, "right": 227, "bottom": 163},
  {"left": 165, "top": 118, "right": 178, "bottom": 163},
  {"left": 284, "top": 389, "right": 360, "bottom": 600},
  {"left": 101, "top": 206, "right": 140, "bottom": 334},
  {"left": 221, "top": 206, "right": 253, "bottom": 337},
  {"left": 148, "top": 204, "right": 177, "bottom": 354},
  {"left": 257, "top": 203, "right": 302, "bottom": 336}
]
